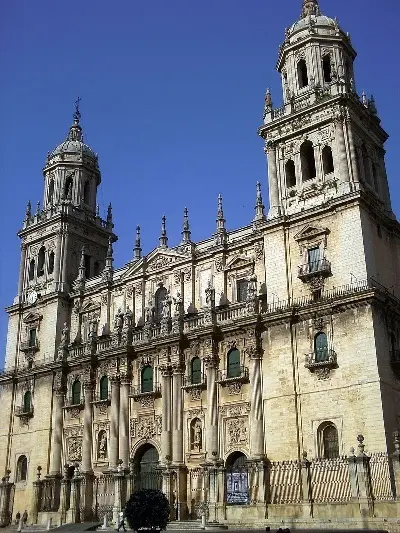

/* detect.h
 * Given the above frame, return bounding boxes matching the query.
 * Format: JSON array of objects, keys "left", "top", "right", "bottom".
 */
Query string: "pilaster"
[{"left": 109, "top": 375, "right": 120, "bottom": 469}]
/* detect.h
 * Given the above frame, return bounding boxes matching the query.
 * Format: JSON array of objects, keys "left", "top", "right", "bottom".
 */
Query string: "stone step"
[{"left": 167, "top": 521, "right": 204, "bottom": 530}]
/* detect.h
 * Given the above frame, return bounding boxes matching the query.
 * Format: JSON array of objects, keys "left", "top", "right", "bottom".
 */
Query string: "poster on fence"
[{"left": 226, "top": 471, "right": 249, "bottom": 504}]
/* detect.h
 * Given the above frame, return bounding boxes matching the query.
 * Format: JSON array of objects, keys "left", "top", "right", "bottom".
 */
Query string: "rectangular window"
[
  {"left": 237, "top": 280, "right": 249, "bottom": 303},
  {"left": 307, "top": 247, "right": 320, "bottom": 272},
  {"left": 29, "top": 328, "right": 37, "bottom": 347}
]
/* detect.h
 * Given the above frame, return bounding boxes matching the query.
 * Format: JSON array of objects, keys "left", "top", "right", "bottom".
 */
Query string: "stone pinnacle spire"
[
  {"left": 254, "top": 182, "right": 266, "bottom": 222},
  {"left": 68, "top": 97, "right": 83, "bottom": 142},
  {"left": 216, "top": 194, "right": 226, "bottom": 233},
  {"left": 133, "top": 225, "right": 142, "bottom": 260},
  {"left": 159, "top": 216, "right": 168, "bottom": 248},
  {"left": 301, "top": 0, "right": 320, "bottom": 18},
  {"left": 78, "top": 246, "right": 86, "bottom": 281},
  {"left": 181, "top": 208, "right": 192, "bottom": 244}
]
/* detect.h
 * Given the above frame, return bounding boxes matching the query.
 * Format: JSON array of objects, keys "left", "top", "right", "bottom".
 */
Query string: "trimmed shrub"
[{"left": 125, "top": 489, "right": 170, "bottom": 531}]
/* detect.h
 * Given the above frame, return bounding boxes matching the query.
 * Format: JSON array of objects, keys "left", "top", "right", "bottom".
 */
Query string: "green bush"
[{"left": 125, "top": 489, "right": 170, "bottom": 531}]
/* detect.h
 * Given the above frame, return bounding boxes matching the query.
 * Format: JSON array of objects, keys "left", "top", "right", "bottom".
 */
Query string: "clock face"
[{"left": 27, "top": 290, "right": 38, "bottom": 305}]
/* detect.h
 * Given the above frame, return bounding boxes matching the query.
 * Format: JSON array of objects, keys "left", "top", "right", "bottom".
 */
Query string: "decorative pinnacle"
[
  {"left": 67, "top": 98, "right": 83, "bottom": 142},
  {"left": 181, "top": 207, "right": 192, "bottom": 244},
  {"left": 107, "top": 203, "right": 113, "bottom": 224},
  {"left": 265, "top": 88, "right": 272, "bottom": 109},
  {"left": 301, "top": 0, "right": 320, "bottom": 18},
  {"left": 105, "top": 237, "right": 114, "bottom": 270},
  {"left": 159, "top": 216, "right": 168, "bottom": 248},
  {"left": 25, "top": 200, "right": 31, "bottom": 219},
  {"left": 254, "top": 182, "right": 266, "bottom": 222},
  {"left": 133, "top": 225, "right": 142, "bottom": 260},
  {"left": 361, "top": 91, "right": 368, "bottom": 107},
  {"left": 36, "top": 201, "right": 41, "bottom": 216},
  {"left": 216, "top": 194, "right": 226, "bottom": 234}
]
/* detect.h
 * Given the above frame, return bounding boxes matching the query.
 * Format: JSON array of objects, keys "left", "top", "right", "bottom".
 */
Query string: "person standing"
[{"left": 116, "top": 510, "right": 126, "bottom": 532}]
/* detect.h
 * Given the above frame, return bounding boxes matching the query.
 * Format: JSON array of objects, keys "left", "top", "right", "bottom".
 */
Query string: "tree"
[{"left": 125, "top": 489, "right": 170, "bottom": 531}]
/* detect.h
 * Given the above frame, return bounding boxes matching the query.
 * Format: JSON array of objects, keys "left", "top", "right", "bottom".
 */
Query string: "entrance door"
[
  {"left": 135, "top": 444, "right": 161, "bottom": 490},
  {"left": 225, "top": 452, "right": 249, "bottom": 504}
]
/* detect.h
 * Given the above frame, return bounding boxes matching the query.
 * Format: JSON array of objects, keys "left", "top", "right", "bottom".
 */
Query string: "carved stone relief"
[{"left": 226, "top": 418, "right": 248, "bottom": 448}]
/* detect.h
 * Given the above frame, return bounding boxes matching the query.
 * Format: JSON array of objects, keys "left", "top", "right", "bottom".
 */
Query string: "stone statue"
[
  {"left": 145, "top": 306, "right": 153, "bottom": 324},
  {"left": 162, "top": 294, "right": 171, "bottom": 319},
  {"left": 61, "top": 322, "right": 69, "bottom": 346},
  {"left": 98, "top": 432, "right": 107, "bottom": 460},
  {"left": 173, "top": 292, "right": 183, "bottom": 317},
  {"left": 205, "top": 280, "right": 215, "bottom": 308},
  {"left": 114, "top": 308, "right": 123, "bottom": 331},
  {"left": 123, "top": 307, "right": 133, "bottom": 329},
  {"left": 193, "top": 422, "right": 202, "bottom": 449}
]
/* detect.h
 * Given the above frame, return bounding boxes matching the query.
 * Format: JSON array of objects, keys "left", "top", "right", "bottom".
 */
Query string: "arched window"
[
  {"left": 322, "top": 55, "right": 332, "bottom": 83},
  {"left": 155, "top": 287, "right": 167, "bottom": 322},
  {"left": 226, "top": 451, "right": 248, "bottom": 504},
  {"left": 322, "top": 146, "right": 334, "bottom": 175},
  {"left": 64, "top": 176, "right": 73, "bottom": 200},
  {"left": 23, "top": 391, "right": 32, "bottom": 413},
  {"left": 16, "top": 455, "right": 28, "bottom": 482},
  {"left": 314, "top": 332, "right": 329, "bottom": 362},
  {"left": 300, "top": 141, "right": 316, "bottom": 181},
  {"left": 83, "top": 181, "right": 90, "bottom": 204},
  {"left": 48, "top": 179, "right": 55, "bottom": 206},
  {"left": 141, "top": 366, "right": 153, "bottom": 393},
  {"left": 191, "top": 357, "right": 201, "bottom": 385},
  {"left": 99, "top": 376, "right": 109, "bottom": 401},
  {"left": 319, "top": 423, "right": 339, "bottom": 459},
  {"left": 71, "top": 380, "right": 81, "bottom": 405},
  {"left": 227, "top": 348, "right": 241, "bottom": 378},
  {"left": 93, "top": 261, "right": 100, "bottom": 276},
  {"left": 297, "top": 59, "right": 308, "bottom": 88},
  {"left": 28, "top": 259, "right": 35, "bottom": 281},
  {"left": 48, "top": 251, "right": 55, "bottom": 275},
  {"left": 285, "top": 160, "right": 296, "bottom": 188},
  {"left": 37, "top": 247, "right": 46, "bottom": 277}
]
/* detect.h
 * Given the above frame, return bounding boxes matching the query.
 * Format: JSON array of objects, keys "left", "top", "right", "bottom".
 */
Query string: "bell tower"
[
  {"left": 5, "top": 102, "right": 116, "bottom": 369},
  {"left": 258, "top": 0, "right": 393, "bottom": 220}
]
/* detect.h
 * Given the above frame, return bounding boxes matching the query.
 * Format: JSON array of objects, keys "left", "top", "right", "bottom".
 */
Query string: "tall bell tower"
[
  {"left": 5, "top": 102, "right": 116, "bottom": 369},
  {"left": 258, "top": 0, "right": 393, "bottom": 220}
]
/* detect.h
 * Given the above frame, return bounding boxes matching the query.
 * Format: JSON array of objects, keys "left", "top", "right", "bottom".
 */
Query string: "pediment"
[
  {"left": 81, "top": 298, "right": 100, "bottom": 312},
  {"left": 146, "top": 249, "right": 186, "bottom": 273},
  {"left": 119, "top": 258, "right": 145, "bottom": 281},
  {"left": 225, "top": 254, "right": 255, "bottom": 271},
  {"left": 294, "top": 224, "right": 330, "bottom": 242},
  {"left": 23, "top": 311, "right": 43, "bottom": 324}
]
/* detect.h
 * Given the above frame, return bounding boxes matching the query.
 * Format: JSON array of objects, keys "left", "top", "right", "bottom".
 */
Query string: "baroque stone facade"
[{"left": 1, "top": 0, "right": 400, "bottom": 530}]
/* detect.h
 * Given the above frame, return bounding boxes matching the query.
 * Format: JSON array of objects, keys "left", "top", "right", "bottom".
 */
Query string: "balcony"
[
  {"left": 63, "top": 397, "right": 85, "bottom": 414},
  {"left": 20, "top": 339, "right": 40, "bottom": 354},
  {"left": 216, "top": 366, "right": 249, "bottom": 386},
  {"left": 182, "top": 373, "right": 207, "bottom": 391},
  {"left": 305, "top": 349, "right": 337, "bottom": 372},
  {"left": 91, "top": 392, "right": 111, "bottom": 406},
  {"left": 129, "top": 384, "right": 161, "bottom": 401},
  {"left": 15, "top": 405, "right": 34, "bottom": 418},
  {"left": 298, "top": 259, "right": 331, "bottom": 282}
]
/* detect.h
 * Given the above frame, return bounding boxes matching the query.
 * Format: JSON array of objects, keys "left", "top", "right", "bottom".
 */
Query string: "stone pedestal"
[
  {"left": 80, "top": 472, "right": 94, "bottom": 521},
  {"left": 59, "top": 478, "right": 71, "bottom": 525},
  {"left": 66, "top": 476, "right": 81, "bottom": 524},
  {"left": 347, "top": 436, "right": 374, "bottom": 518},
  {"left": 300, "top": 453, "right": 313, "bottom": 517},
  {"left": 112, "top": 471, "right": 125, "bottom": 526}
]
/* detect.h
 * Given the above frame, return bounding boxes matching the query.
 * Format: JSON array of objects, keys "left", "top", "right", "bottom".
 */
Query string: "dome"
[
  {"left": 290, "top": 15, "right": 337, "bottom": 35},
  {"left": 47, "top": 104, "right": 98, "bottom": 163}
]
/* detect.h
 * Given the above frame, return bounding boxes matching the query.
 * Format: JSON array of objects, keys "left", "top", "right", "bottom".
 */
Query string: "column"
[
  {"left": 345, "top": 118, "right": 360, "bottom": 184},
  {"left": 391, "top": 430, "right": 400, "bottom": 500},
  {"left": 300, "top": 453, "right": 313, "bottom": 517},
  {"left": 265, "top": 142, "right": 281, "bottom": 218},
  {"left": 204, "top": 347, "right": 218, "bottom": 459},
  {"left": 49, "top": 390, "right": 64, "bottom": 476},
  {"left": 249, "top": 352, "right": 264, "bottom": 459},
  {"left": 119, "top": 375, "right": 130, "bottom": 469},
  {"left": 334, "top": 117, "right": 351, "bottom": 184},
  {"left": 82, "top": 381, "right": 94, "bottom": 472},
  {"left": 53, "top": 232, "right": 63, "bottom": 291},
  {"left": 109, "top": 377, "right": 120, "bottom": 468},
  {"left": 61, "top": 230, "right": 69, "bottom": 291},
  {"left": 161, "top": 366, "right": 172, "bottom": 463},
  {"left": 17, "top": 244, "right": 27, "bottom": 298},
  {"left": 172, "top": 365, "right": 184, "bottom": 464}
]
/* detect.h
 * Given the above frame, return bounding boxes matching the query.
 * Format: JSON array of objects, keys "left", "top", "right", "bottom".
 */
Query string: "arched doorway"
[
  {"left": 225, "top": 451, "right": 249, "bottom": 504},
  {"left": 134, "top": 444, "right": 161, "bottom": 490}
]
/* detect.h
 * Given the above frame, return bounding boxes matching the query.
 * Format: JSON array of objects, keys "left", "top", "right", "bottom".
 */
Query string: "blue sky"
[{"left": 0, "top": 0, "right": 399, "bottom": 366}]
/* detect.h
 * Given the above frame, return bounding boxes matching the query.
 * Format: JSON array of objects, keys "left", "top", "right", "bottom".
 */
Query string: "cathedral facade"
[{"left": 1, "top": 0, "right": 400, "bottom": 529}]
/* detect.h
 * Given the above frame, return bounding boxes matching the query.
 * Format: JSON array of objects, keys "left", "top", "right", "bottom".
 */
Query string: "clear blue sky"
[{"left": 0, "top": 0, "right": 399, "bottom": 366}]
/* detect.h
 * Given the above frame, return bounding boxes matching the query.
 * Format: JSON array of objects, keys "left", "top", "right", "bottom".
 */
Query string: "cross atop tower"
[{"left": 74, "top": 96, "right": 82, "bottom": 124}]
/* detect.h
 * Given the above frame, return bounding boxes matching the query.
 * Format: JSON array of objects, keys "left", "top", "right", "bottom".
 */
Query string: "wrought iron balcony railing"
[
  {"left": 182, "top": 373, "right": 207, "bottom": 390},
  {"left": 15, "top": 405, "right": 34, "bottom": 418},
  {"left": 216, "top": 366, "right": 249, "bottom": 385},
  {"left": 298, "top": 259, "right": 332, "bottom": 281},
  {"left": 129, "top": 384, "right": 162, "bottom": 399},
  {"left": 20, "top": 339, "right": 40, "bottom": 353},
  {"left": 63, "top": 397, "right": 85, "bottom": 409},
  {"left": 305, "top": 349, "right": 337, "bottom": 370}
]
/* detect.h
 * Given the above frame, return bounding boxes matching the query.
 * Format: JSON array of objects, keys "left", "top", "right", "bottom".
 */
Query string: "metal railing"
[
  {"left": 129, "top": 384, "right": 161, "bottom": 397},
  {"left": 15, "top": 405, "right": 34, "bottom": 417},
  {"left": 217, "top": 366, "right": 249, "bottom": 383},
  {"left": 298, "top": 258, "right": 331, "bottom": 280},
  {"left": 182, "top": 373, "right": 207, "bottom": 388},
  {"left": 305, "top": 349, "right": 337, "bottom": 369},
  {"left": 20, "top": 339, "right": 40, "bottom": 352}
]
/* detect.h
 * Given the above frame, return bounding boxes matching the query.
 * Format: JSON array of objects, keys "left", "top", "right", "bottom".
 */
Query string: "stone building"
[{"left": 1, "top": 0, "right": 400, "bottom": 530}]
